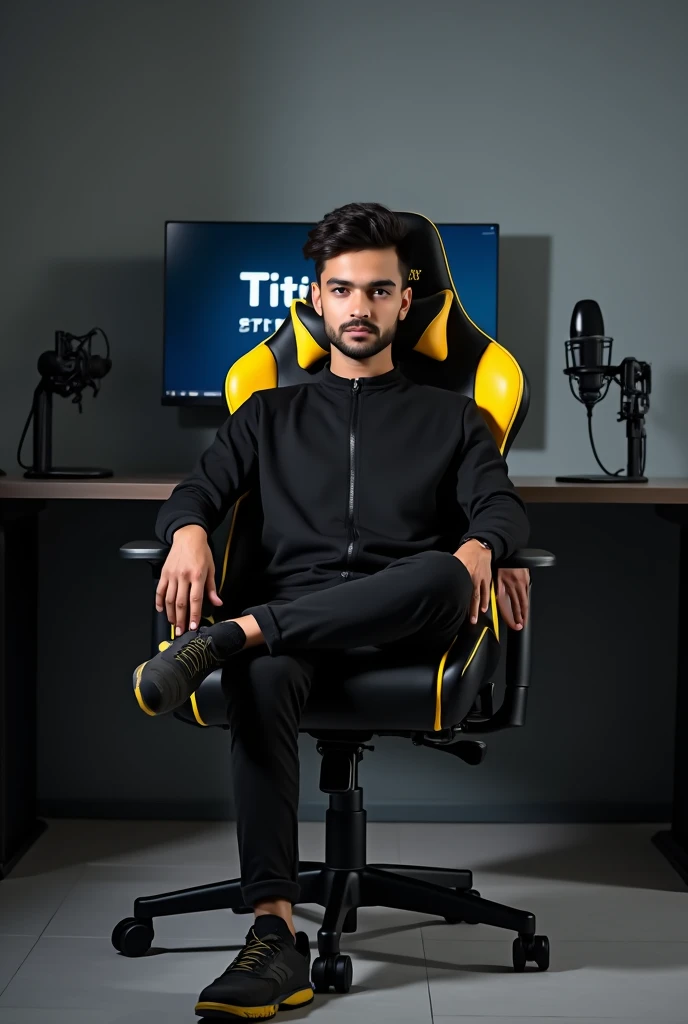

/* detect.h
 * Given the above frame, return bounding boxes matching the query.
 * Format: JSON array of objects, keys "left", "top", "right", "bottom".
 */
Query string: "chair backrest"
[{"left": 209, "top": 212, "right": 528, "bottom": 618}]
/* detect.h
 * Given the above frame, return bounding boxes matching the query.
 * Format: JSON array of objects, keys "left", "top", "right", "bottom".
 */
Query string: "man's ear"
[
  {"left": 398, "top": 285, "right": 412, "bottom": 321},
  {"left": 311, "top": 281, "right": 322, "bottom": 316}
]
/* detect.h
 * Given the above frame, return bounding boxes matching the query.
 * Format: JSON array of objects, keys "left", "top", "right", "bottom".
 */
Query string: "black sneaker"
[
  {"left": 133, "top": 626, "right": 228, "bottom": 717},
  {"left": 195, "top": 917, "right": 314, "bottom": 1020}
]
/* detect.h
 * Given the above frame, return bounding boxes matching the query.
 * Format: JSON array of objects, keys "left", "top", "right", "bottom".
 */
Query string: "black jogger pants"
[{"left": 225, "top": 550, "right": 474, "bottom": 907}]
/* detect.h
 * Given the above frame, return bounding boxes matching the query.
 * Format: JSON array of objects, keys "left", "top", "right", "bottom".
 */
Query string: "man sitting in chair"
[{"left": 135, "top": 203, "right": 531, "bottom": 1020}]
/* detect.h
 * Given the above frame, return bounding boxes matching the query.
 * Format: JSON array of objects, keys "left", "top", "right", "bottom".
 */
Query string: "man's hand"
[
  {"left": 452, "top": 539, "right": 493, "bottom": 625},
  {"left": 155, "top": 524, "right": 224, "bottom": 636},
  {"left": 496, "top": 567, "right": 530, "bottom": 630}
]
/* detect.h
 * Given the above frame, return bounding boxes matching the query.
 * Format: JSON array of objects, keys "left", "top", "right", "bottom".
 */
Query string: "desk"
[{"left": 1, "top": 475, "right": 687, "bottom": 881}]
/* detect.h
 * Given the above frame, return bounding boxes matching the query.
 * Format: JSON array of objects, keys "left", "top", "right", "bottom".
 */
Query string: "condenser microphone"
[
  {"left": 17, "top": 326, "right": 113, "bottom": 479},
  {"left": 567, "top": 299, "right": 612, "bottom": 407},
  {"left": 557, "top": 299, "right": 651, "bottom": 484}
]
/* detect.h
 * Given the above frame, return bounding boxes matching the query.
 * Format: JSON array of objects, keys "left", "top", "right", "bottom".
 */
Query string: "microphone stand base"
[
  {"left": 23, "top": 467, "right": 113, "bottom": 480},
  {"left": 555, "top": 473, "right": 648, "bottom": 484}
]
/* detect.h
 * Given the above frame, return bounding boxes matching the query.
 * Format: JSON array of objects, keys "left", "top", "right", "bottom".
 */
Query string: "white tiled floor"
[{"left": 0, "top": 818, "right": 687, "bottom": 1022}]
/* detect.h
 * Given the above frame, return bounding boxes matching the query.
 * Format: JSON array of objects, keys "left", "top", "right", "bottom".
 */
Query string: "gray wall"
[{"left": 1, "top": 0, "right": 685, "bottom": 821}]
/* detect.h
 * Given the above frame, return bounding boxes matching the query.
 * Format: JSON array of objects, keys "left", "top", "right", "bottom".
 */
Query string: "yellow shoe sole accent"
[
  {"left": 195, "top": 1004, "right": 277, "bottom": 1020},
  {"left": 279, "top": 988, "right": 314, "bottom": 1007},
  {"left": 133, "top": 662, "right": 156, "bottom": 716},
  {"left": 195, "top": 987, "right": 314, "bottom": 1018}
]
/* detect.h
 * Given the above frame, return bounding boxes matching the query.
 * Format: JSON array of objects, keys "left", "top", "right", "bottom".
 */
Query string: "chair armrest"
[
  {"left": 496, "top": 547, "right": 556, "bottom": 569},
  {"left": 461, "top": 619, "right": 532, "bottom": 733},
  {"left": 120, "top": 540, "right": 170, "bottom": 563},
  {"left": 462, "top": 547, "right": 555, "bottom": 734}
]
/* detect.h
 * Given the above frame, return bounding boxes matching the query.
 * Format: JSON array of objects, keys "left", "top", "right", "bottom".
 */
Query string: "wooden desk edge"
[{"left": 1, "top": 476, "right": 688, "bottom": 503}]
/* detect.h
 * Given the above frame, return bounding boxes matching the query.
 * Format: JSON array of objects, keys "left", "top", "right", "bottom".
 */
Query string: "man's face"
[{"left": 311, "top": 248, "right": 412, "bottom": 361}]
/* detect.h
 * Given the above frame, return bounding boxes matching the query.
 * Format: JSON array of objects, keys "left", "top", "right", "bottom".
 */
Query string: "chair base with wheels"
[{"left": 112, "top": 740, "right": 550, "bottom": 987}]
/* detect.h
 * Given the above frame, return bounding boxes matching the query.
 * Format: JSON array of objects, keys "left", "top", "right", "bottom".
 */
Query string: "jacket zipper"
[{"left": 346, "top": 378, "right": 360, "bottom": 566}]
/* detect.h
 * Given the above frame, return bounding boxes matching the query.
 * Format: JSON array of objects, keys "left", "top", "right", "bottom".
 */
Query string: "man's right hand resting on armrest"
[{"left": 155, "top": 524, "right": 224, "bottom": 635}]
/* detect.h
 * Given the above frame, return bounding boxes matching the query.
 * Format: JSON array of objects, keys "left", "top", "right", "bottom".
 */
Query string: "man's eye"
[{"left": 331, "top": 288, "right": 389, "bottom": 296}]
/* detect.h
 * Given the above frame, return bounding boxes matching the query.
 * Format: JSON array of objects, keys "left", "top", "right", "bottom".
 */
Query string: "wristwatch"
[{"left": 463, "top": 536, "right": 493, "bottom": 553}]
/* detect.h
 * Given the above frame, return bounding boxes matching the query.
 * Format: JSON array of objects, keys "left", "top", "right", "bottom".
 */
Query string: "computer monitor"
[{"left": 162, "top": 220, "right": 499, "bottom": 406}]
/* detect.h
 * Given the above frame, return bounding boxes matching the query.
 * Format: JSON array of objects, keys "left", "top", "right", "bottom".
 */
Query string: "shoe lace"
[
  {"left": 229, "top": 931, "right": 279, "bottom": 973},
  {"left": 174, "top": 635, "right": 220, "bottom": 676}
]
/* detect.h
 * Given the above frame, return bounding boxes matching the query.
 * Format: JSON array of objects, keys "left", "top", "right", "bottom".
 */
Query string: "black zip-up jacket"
[{"left": 156, "top": 362, "right": 530, "bottom": 600}]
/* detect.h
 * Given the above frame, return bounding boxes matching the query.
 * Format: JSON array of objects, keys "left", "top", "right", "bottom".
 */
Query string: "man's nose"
[{"left": 350, "top": 294, "right": 371, "bottom": 318}]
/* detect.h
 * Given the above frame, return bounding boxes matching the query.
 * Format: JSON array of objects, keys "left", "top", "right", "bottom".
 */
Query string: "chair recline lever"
[{"left": 413, "top": 736, "right": 487, "bottom": 765}]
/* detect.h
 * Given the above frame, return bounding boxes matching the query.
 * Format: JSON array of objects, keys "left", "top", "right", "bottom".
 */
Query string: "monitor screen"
[{"left": 162, "top": 220, "right": 499, "bottom": 405}]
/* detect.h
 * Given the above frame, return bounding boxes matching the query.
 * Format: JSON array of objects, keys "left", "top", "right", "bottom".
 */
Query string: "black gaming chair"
[{"left": 114, "top": 212, "right": 556, "bottom": 986}]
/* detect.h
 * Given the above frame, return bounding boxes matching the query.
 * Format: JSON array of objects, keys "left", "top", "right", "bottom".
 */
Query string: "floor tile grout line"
[
  {"left": 0, "top": 858, "right": 91, "bottom": 999},
  {"left": 419, "top": 923, "right": 436, "bottom": 1023},
  {"left": 0, "top": 935, "right": 43, "bottom": 1000},
  {"left": 422, "top": 934, "right": 688, "bottom": 943},
  {"left": 20, "top": 933, "right": 688, "bottom": 946},
  {"left": 28, "top": 861, "right": 90, "bottom": 943}
]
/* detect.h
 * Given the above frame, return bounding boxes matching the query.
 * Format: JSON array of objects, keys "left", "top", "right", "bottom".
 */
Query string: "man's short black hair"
[{"left": 303, "top": 202, "right": 411, "bottom": 287}]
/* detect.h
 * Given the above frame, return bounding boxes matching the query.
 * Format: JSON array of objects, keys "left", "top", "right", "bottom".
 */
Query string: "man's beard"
[{"left": 323, "top": 317, "right": 398, "bottom": 361}]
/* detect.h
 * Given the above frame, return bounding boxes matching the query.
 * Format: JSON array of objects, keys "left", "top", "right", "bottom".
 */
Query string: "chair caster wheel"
[
  {"left": 231, "top": 905, "right": 254, "bottom": 914},
  {"left": 444, "top": 888, "right": 481, "bottom": 924},
  {"left": 311, "top": 953, "right": 353, "bottom": 993},
  {"left": 111, "top": 917, "right": 154, "bottom": 957},
  {"left": 513, "top": 933, "right": 550, "bottom": 972}
]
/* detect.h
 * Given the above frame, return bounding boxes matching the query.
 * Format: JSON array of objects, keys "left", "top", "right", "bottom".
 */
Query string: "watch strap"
[{"left": 464, "top": 536, "right": 493, "bottom": 552}]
